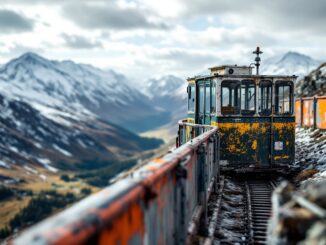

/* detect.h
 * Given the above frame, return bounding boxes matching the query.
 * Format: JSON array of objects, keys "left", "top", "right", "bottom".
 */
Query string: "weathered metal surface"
[
  {"left": 302, "top": 98, "right": 314, "bottom": 127},
  {"left": 316, "top": 96, "right": 326, "bottom": 129},
  {"left": 296, "top": 96, "right": 326, "bottom": 129},
  {"left": 272, "top": 117, "right": 295, "bottom": 164},
  {"left": 216, "top": 117, "right": 271, "bottom": 166},
  {"left": 295, "top": 99, "right": 302, "bottom": 126},
  {"left": 13, "top": 122, "right": 219, "bottom": 245}
]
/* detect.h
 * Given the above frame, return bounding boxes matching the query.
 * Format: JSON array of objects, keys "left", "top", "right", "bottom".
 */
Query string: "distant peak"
[
  {"left": 20, "top": 52, "right": 43, "bottom": 60},
  {"left": 282, "top": 51, "right": 311, "bottom": 60},
  {"left": 13, "top": 52, "right": 51, "bottom": 65}
]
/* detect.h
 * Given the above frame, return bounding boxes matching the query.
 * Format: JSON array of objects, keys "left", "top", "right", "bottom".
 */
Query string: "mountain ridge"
[
  {"left": 261, "top": 51, "right": 322, "bottom": 77},
  {"left": 0, "top": 52, "right": 171, "bottom": 132}
]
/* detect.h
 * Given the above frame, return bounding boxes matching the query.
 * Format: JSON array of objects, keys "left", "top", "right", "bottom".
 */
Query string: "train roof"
[
  {"left": 188, "top": 74, "right": 298, "bottom": 80},
  {"left": 187, "top": 64, "right": 297, "bottom": 82}
]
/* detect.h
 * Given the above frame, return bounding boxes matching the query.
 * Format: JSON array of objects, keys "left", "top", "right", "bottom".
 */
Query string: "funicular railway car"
[{"left": 187, "top": 62, "right": 296, "bottom": 172}]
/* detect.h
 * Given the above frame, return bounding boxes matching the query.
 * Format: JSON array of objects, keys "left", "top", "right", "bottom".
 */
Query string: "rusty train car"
[
  {"left": 186, "top": 64, "right": 297, "bottom": 171},
  {"left": 295, "top": 96, "right": 326, "bottom": 129}
]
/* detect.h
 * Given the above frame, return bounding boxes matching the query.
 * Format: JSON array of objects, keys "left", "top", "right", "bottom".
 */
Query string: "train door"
[
  {"left": 197, "top": 80, "right": 211, "bottom": 125},
  {"left": 273, "top": 81, "right": 295, "bottom": 164},
  {"left": 258, "top": 80, "right": 273, "bottom": 165}
]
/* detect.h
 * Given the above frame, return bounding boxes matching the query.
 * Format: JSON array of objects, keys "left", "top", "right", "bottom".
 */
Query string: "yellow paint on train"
[
  {"left": 274, "top": 155, "right": 289, "bottom": 160},
  {"left": 217, "top": 122, "right": 266, "bottom": 155},
  {"left": 218, "top": 122, "right": 268, "bottom": 135},
  {"left": 251, "top": 140, "right": 257, "bottom": 150},
  {"left": 187, "top": 118, "right": 195, "bottom": 123}
]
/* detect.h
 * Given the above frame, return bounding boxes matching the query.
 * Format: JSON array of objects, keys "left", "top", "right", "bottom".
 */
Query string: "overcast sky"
[{"left": 0, "top": 0, "right": 325, "bottom": 81}]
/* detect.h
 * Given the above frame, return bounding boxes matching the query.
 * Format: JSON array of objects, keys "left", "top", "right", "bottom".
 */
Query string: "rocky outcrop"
[{"left": 296, "top": 62, "right": 326, "bottom": 97}]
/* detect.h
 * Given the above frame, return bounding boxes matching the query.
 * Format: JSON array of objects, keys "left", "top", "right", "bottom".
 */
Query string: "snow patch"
[
  {"left": 0, "top": 160, "right": 9, "bottom": 168},
  {"left": 39, "top": 174, "right": 47, "bottom": 181},
  {"left": 24, "top": 165, "right": 38, "bottom": 174},
  {"left": 53, "top": 144, "right": 72, "bottom": 157},
  {"left": 37, "top": 158, "right": 58, "bottom": 173}
]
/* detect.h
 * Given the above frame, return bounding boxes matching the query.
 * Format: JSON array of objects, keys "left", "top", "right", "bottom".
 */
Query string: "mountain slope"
[
  {"left": 0, "top": 93, "right": 162, "bottom": 172},
  {"left": 143, "top": 75, "right": 187, "bottom": 111},
  {"left": 296, "top": 62, "right": 326, "bottom": 96},
  {"left": 141, "top": 75, "right": 187, "bottom": 139},
  {"left": 0, "top": 53, "right": 168, "bottom": 132},
  {"left": 261, "top": 51, "right": 321, "bottom": 77}
]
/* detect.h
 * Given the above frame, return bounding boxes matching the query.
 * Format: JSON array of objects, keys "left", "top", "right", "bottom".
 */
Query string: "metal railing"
[
  {"left": 13, "top": 122, "right": 219, "bottom": 245},
  {"left": 177, "top": 119, "right": 216, "bottom": 147}
]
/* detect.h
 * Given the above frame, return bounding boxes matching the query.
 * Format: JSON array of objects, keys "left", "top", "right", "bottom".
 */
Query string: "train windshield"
[
  {"left": 188, "top": 85, "right": 195, "bottom": 112},
  {"left": 221, "top": 80, "right": 241, "bottom": 115},
  {"left": 275, "top": 81, "right": 293, "bottom": 115},
  {"left": 259, "top": 80, "right": 272, "bottom": 116},
  {"left": 241, "top": 80, "right": 256, "bottom": 115}
]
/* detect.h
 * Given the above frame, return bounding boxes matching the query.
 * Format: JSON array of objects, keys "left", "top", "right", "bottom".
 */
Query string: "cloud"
[
  {"left": 175, "top": 0, "right": 326, "bottom": 34},
  {"left": 0, "top": 10, "right": 34, "bottom": 33},
  {"left": 0, "top": 43, "right": 43, "bottom": 58},
  {"left": 62, "top": 2, "right": 169, "bottom": 30},
  {"left": 61, "top": 34, "right": 102, "bottom": 49}
]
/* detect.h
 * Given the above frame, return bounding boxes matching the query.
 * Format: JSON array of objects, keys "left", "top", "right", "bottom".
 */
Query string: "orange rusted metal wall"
[
  {"left": 295, "top": 96, "right": 326, "bottom": 129},
  {"left": 13, "top": 124, "right": 219, "bottom": 245},
  {"left": 316, "top": 97, "right": 326, "bottom": 129},
  {"left": 302, "top": 98, "right": 314, "bottom": 127}
]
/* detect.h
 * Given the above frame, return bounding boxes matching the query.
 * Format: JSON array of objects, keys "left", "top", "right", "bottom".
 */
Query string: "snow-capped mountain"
[
  {"left": 261, "top": 51, "right": 322, "bottom": 78},
  {"left": 0, "top": 53, "right": 166, "bottom": 132},
  {"left": 143, "top": 75, "right": 187, "bottom": 110},
  {"left": 144, "top": 75, "right": 186, "bottom": 99},
  {"left": 141, "top": 75, "right": 187, "bottom": 137},
  {"left": 0, "top": 53, "right": 167, "bottom": 172}
]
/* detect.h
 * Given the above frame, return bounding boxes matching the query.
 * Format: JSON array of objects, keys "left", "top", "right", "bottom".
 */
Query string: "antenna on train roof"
[{"left": 253, "top": 46, "right": 263, "bottom": 75}]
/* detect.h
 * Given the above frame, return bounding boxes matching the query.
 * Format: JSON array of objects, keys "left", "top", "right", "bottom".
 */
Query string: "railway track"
[
  {"left": 246, "top": 180, "right": 276, "bottom": 244},
  {"left": 202, "top": 177, "right": 276, "bottom": 245}
]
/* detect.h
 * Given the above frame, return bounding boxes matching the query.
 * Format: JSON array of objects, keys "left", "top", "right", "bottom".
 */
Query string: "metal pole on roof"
[{"left": 253, "top": 47, "right": 263, "bottom": 75}]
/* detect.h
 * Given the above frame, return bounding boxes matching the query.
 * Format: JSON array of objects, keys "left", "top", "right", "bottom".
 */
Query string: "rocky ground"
[
  {"left": 268, "top": 127, "right": 326, "bottom": 244},
  {"left": 295, "top": 127, "right": 326, "bottom": 182}
]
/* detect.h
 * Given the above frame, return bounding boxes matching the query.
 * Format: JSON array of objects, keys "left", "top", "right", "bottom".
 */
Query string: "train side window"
[
  {"left": 205, "top": 82, "right": 210, "bottom": 114},
  {"left": 221, "top": 80, "right": 240, "bottom": 115},
  {"left": 241, "top": 80, "right": 255, "bottom": 115},
  {"left": 211, "top": 82, "right": 216, "bottom": 113},
  {"left": 187, "top": 85, "right": 195, "bottom": 112},
  {"left": 199, "top": 84, "right": 205, "bottom": 114},
  {"left": 275, "top": 81, "right": 293, "bottom": 115},
  {"left": 259, "top": 80, "right": 272, "bottom": 116}
]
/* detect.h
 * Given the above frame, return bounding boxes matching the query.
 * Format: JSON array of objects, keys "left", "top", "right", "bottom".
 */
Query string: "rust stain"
[
  {"left": 153, "top": 158, "right": 165, "bottom": 164},
  {"left": 98, "top": 201, "right": 145, "bottom": 245}
]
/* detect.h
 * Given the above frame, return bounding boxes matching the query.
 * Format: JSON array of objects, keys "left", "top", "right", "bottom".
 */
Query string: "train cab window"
[
  {"left": 187, "top": 85, "right": 195, "bottom": 112},
  {"left": 221, "top": 80, "right": 240, "bottom": 115},
  {"left": 241, "top": 80, "right": 256, "bottom": 115},
  {"left": 259, "top": 80, "right": 272, "bottom": 116},
  {"left": 275, "top": 81, "right": 293, "bottom": 115},
  {"left": 211, "top": 82, "right": 216, "bottom": 113}
]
